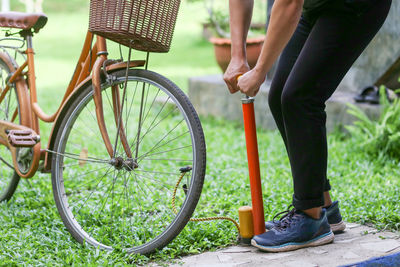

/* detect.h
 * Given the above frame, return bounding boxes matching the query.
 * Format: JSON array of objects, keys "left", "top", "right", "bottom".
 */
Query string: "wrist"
[
  {"left": 231, "top": 54, "right": 247, "bottom": 63},
  {"left": 231, "top": 46, "right": 247, "bottom": 60},
  {"left": 230, "top": 52, "right": 249, "bottom": 65},
  {"left": 254, "top": 63, "right": 269, "bottom": 78}
]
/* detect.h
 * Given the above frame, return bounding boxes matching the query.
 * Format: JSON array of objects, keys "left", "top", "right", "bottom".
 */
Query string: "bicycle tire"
[
  {"left": 0, "top": 57, "right": 20, "bottom": 202},
  {"left": 51, "top": 69, "right": 206, "bottom": 254}
]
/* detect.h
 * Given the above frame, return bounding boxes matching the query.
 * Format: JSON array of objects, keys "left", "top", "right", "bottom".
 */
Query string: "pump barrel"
[{"left": 241, "top": 96, "right": 265, "bottom": 236}]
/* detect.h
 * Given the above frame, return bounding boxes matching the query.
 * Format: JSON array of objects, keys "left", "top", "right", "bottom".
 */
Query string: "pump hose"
[{"left": 171, "top": 170, "right": 240, "bottom": 233}]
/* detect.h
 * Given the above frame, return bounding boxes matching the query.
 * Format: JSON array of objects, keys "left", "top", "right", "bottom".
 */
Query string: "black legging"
[{"left": 268, "top": 0, "right": 391, "bottom": 210}]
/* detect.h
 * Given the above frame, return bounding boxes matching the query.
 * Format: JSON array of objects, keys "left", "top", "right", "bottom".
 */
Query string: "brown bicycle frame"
[{"left": 0, "top": 30, "right": 144, "bottom": 178}]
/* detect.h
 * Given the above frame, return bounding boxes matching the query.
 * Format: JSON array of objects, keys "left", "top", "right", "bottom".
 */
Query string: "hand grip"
[{"left": 237, "top": 75, "right": 254, "bottom": 101}]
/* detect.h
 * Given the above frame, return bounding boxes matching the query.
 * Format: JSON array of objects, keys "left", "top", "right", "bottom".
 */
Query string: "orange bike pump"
[{"left": 238, "top": 95, "right": 266, "bottom": 244}]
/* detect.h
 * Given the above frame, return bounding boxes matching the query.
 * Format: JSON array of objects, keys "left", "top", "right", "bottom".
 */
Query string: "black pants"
[{"left": 268, "top": 0, "right": 391, "bottom": 210}]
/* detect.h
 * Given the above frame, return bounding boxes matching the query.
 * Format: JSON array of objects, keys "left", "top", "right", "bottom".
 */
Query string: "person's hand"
[
  {"left": 223, "top": 57, "right": 250, "bottom": 94},
  {"left": 237, "top": 67, "right": 266, "bottom": 97}
]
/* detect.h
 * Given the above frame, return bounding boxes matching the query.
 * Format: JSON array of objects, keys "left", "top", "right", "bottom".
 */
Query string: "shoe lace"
[
  {"left": 272, "top": 205, "right": 298, "bottom": 230},
  {"left": 272, "top": 204, "right": 294, "bottom": 223}
]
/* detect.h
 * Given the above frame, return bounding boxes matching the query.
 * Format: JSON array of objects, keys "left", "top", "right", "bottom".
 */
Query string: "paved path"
[{"left": 168, "top": 223, "right": 400, "bottom": 267}]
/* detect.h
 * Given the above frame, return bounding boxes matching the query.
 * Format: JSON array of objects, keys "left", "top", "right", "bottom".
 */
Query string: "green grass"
[
  {"left": 1, "top": 115, "right": 399, "bottom": 265},
  {"left": 0, "top": 1, "right": 399, "bottom": 266}
]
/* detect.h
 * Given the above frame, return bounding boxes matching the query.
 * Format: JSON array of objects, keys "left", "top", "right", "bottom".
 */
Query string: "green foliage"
[
  {"left": 345, "top": 87, "right": 400, "bottom": 159},
  {"left": 188, "top": 0, "right": 266, "bottom": 38},
  {"left": 11, "top": 0, "right": 89, "bottom": 13}
]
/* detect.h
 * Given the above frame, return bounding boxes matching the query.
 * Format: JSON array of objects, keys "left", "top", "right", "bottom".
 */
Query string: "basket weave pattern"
[{"left": 89, "top": 0, "right": 180, "bottom": 52}]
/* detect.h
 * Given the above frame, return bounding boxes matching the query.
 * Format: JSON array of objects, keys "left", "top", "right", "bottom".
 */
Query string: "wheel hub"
[{"left": 110, "top": 157, "right": 138, "bottom": 171}]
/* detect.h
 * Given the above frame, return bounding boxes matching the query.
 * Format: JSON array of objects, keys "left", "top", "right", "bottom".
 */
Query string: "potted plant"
[{"left": 191, "top": 0, "right": 266, "bottom": 72}]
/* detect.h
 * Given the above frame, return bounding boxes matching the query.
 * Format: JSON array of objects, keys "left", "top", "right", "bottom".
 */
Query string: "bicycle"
[{"left": 0, "top": 0, "right": 206, "bottom": 255}]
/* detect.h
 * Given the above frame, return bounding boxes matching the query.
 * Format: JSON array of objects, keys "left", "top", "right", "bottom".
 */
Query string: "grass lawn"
[{"left": 0, "top": 1, "right": 399, "bottom": 266}]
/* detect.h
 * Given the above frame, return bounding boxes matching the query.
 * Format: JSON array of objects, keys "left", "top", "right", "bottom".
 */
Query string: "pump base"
[{"left": 240, "top": 237, "right": 252, "bottom": 245}]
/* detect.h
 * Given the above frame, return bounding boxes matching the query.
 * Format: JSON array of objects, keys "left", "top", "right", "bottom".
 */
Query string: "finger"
[
  {"left": 227, "top": 81, "right": 239, "bottom": 94},
  {"left": 230, "top": 78, "right": 240, "bottom": 92},
  {"left": 228, "top": 85, "right": 237, "bottom": 94},
  {"left": 223, "top": 75, "right": 236, "bottom": 93}
]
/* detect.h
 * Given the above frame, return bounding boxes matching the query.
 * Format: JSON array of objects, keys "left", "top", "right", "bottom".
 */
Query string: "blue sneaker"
[
  {"left": 265, "top": 201, "right": 346, "bottom": 233},
  {"left": 252, "top": 209, "right": 334, "bottom": 252},
  {"left": 326, "top": 201, "right": 346, "bottom": 232}
]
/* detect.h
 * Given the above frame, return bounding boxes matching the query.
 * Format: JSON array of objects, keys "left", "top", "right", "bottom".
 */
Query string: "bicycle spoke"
[
  {"left": 136, "top": 125, "right": 188, "bottom": 162},
  {"left": 129, "top": 171, "right": 172, "bottom": 225},
  {"left": 133, "top": 171, "right": 174, "bottom": 189},
  {"left": 48, "top": 149, "right": 109, "bottom": 164},
  {"left": 135, "top": 169, "right": 181, "bottom": 177},
  {"left": 92, "top": 170, "right": 120, "bottom": 226},
  {"left": 141, "top": 158, "right": 193, "bottom": 162},
  {"left": 129, "top": 172, "right": 153, "bottom": 242},
  {"left": 124, "top": 80, "right": 140, "bottom": 139},
  {"left": 69, "top": 165, "right": 114, "bottom": 211},
  {"left": 76, "top": 115, "right": 105, "bottom": 146},
  {"left": 64, "top": 166, "right": 110, "bottom": 188},
  {"left": 104, "top": 89, "right": 123, "bottom": 154},
  {"left": 129, "top": 105, "right": 180, "bottom": 156},
  {"left": 110, "top": 167, "right": 116, "bottom": 239},
  {"left": 131, "top": 173, "right": 172, "bottom": 225},
  {"left": 128, "top": 96, "right": 172, "bottom": 151},
  {"left": 136, "top": 105, "right": 179, "bottom": 148},
  {"left": 139, "top": 87, "right": 159, "bottom": 133},
  {"left": 137, "top": 145, "right": 192, "bottom": 160},
  {"left": 81, "top": 104, "right": 109, "bottom": 144},
  {"left": 119, "top": 170, "right": 128, "bottom": 239},
  {"left": 85, "top": 169, "right": 120, "bottom": 238},
  {"left": 123, "top": 170, "right": 148, "bottom": 242}
]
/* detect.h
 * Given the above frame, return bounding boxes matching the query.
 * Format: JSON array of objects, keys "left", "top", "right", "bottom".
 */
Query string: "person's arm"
[
  {"left": 237, "top": 0, "right": 304, "bottom": 97},
  {"left": 223, "top": 0, "right": 254, "bottom": 94}
]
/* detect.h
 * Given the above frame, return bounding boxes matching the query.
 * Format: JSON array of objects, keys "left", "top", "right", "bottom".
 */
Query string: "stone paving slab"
[{"left": 165, "top": 223, "right": 400, "bottom": 267}]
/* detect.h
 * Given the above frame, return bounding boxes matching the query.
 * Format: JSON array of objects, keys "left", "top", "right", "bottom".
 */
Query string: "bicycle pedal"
[{"left": 7, "top": 130, "right": 40, "bottom": 147}]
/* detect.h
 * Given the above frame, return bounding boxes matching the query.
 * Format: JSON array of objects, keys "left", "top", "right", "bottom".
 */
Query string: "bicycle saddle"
[{"left": 0, "top": 12, "right": 47, "bottom": 32}]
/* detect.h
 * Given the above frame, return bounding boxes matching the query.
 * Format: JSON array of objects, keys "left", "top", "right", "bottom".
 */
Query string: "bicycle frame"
[{"left": 0, "top": 30, "right": 145, "bottom": 178}]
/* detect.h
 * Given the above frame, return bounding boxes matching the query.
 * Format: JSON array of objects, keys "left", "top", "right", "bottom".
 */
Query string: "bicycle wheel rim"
[
  {"left": 52, "top": 70, "right": 204, "bottom": 253},
  {"left": 0, "top": 59, "right": 20, "bottom": 201}
]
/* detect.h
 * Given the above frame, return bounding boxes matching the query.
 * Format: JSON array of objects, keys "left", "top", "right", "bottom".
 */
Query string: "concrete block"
[{"left": 337, "top": 2, "right": 400, "bottom": 94}]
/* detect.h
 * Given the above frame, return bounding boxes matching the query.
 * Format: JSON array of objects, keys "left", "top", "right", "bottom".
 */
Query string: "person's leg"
[
  {"left": 268, "top": 16, "right": 311, "bottom": 152},
  {"left": 268, "top": 16, "right": 333, "bottom": 209},
  {"left": 253, "top": 0, "right": 391, "bottom": 252},
  {"left": 281, "top": 0, "right": 392, "bottom": 214}
]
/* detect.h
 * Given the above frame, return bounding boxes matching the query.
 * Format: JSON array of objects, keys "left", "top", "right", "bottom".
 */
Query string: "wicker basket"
[{"left": 89, "top": 0, "right": 181, "bottom": 52}]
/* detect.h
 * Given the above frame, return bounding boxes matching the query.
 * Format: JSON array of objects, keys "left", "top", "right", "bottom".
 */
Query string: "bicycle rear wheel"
[
  {"left": 51, "top": 69, "right": 206, "bottom": 254},
  {"left": 0, "top": 58, "right": 20, "bottom": 202}
]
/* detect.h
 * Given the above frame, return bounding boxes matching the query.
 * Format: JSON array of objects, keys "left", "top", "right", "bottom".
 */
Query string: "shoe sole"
[
  {"left": 330, "top": 221, "right": 346, "bottom": 233},
  {"left": 267, "top": 221, "right": 347, "bottom": 232},
  {"left": 251, "top": 231, "right": 334, "bottom": 253}
]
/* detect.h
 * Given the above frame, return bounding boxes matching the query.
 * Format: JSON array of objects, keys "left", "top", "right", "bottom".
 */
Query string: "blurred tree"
[
  {"left": 1, "top": 0, "right": 10, "bottom": 11},
  {"left": 18, "top": 0, "right": 43, "bottom": 12}
]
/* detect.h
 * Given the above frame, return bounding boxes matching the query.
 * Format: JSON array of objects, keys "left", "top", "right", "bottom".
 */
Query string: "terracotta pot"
[{"left": 209, "top": 36, "right": 265, "bottom": 73}]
